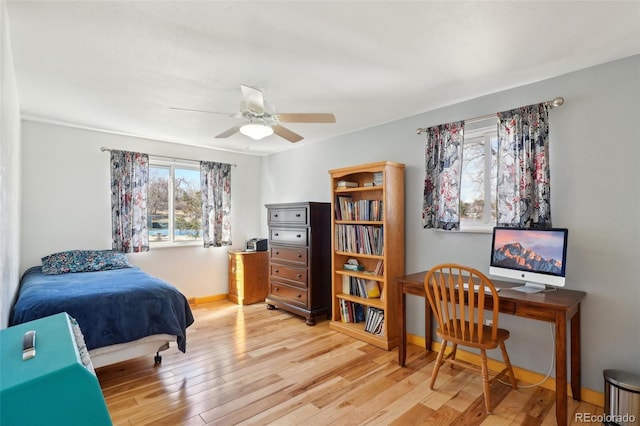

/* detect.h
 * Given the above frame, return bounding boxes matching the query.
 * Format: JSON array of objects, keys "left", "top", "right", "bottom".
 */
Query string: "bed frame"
[{"left": 89, "top": 334, "right": 175, "bottom": 368}]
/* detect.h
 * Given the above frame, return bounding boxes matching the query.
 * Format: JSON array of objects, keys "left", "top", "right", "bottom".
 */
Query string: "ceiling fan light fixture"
[{"left": 240, "top": 123, "right": 273, "bottom": 140}]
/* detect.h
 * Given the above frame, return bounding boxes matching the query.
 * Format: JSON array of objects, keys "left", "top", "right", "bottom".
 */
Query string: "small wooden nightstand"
[{"left": 228, "top": 250, "right": 269, "bottom": 305}]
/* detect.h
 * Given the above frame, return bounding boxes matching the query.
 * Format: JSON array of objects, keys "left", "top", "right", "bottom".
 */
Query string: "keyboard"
[{"left": 456, "top": 283, "right": 499, "bottom": 294}]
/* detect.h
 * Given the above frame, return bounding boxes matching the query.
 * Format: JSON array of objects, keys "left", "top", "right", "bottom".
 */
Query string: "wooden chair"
[{"left": 424, "top": 263, "right": 517, "bottom": 413}]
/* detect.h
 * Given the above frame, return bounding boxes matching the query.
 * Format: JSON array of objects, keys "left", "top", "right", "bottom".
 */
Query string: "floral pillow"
[{"left": 41, "top": 250, "right": 132, "bottom": 275}]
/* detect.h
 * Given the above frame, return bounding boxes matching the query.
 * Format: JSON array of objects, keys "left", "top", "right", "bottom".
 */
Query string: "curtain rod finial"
[{"left": 551, "top": 97, "right": 564, "bottom": 107}]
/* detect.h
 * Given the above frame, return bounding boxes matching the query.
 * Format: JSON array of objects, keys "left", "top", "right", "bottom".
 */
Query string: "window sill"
[
  {"left": 430, "top": 226, "right": 493, "bottom": 234},
  {"left": 459, "top": 226, "right": 493, "bottom": 234},
  {"left": 149, "top": 240, "right": 203, "bottom": 249}
]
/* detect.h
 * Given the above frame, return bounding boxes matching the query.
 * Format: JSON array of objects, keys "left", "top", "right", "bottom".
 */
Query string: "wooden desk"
[{"left": 397, "top": 271, "right": 586, "bottom": 426}]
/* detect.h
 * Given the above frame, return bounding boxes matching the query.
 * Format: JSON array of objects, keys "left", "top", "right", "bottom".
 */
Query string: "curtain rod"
[
  {"left": 415, "top": 96, "right": 565, "bottom": 135},
  {"left": 100, "top": 147, "right": 237, "bottom": 167}
]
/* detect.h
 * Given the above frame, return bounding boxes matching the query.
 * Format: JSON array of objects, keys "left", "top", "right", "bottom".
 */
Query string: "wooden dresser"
[
  {"left": 228, "top": 250, "right": 269, "bottom": 305},
  {"left": 265, "top": 202, "right": 331, "bottom": 325}
]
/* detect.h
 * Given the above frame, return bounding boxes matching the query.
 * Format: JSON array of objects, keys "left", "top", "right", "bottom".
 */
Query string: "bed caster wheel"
[{"left": 154, "top": 353, "right": 162, "bottom": 364}]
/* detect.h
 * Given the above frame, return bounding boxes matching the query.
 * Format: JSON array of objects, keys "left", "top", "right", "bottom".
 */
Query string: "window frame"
[{"left": 148, "top": 158, "right": 203, "bottom": 248}]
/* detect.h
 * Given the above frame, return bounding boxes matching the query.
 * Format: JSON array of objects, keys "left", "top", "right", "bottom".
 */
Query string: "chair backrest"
[{"left": 424, "top": 263, "right": 500, "bottom": 344}]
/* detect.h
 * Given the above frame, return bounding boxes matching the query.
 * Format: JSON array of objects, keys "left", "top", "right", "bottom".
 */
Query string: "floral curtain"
[
  {"left": 200, "top": 161, "right": 232, "bottom": 248},
  {"left": 422, "top": 121, "right": 465, "bottom": 230},
  {"left": 110, "top": 150, "right": 149, "bottom": 252},
  {"left": 496, "top": 103, "right": 552, "bottom": 228}
]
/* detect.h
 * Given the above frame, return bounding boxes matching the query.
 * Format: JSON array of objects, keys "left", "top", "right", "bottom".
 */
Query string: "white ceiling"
[{"left": 6, "top": 1, "right": 640, "bottom": 155}]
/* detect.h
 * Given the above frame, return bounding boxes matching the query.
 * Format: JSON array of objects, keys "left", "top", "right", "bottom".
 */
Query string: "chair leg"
[
  {"left": 430, "top": 340, "right": 448, "bottom": 390},
  {"left": 449, "top": 343, "right": 458, "bottom": 368},
  {"left": 499, "top": 341, "right": 518, "bottom": 390},
  {"left": 480, "top": 349, "right": 492, "bottom": 414}
]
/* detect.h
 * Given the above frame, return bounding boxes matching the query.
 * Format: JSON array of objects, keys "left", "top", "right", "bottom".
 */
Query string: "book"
[
  {"left": 364, "top": 307, "right": 385, "bottom": 335},
  {"left": 342, "top": 275, "right": 350, "bottom": 294},
  {"left": 373, "top": 171, "right": 383, "bottom": 186},
  {"left": 365, "top": 280, "right": 380, "bottom": 298},
  {"left": 337, "top": 180, "right": 358, "bottom": 188},
  {"left": 343, "top": 263, "right": 364, "bottom": 271}
]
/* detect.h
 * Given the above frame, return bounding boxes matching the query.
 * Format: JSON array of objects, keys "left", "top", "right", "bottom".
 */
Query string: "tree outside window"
[
  {"left": 460, "top": 125, "right": 498, "bottom": 231},
  {"left": 149, "top": 163, "right": 202, "bottom": 244}
]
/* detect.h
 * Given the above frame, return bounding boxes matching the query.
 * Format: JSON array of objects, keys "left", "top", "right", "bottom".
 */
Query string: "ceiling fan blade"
[
  {"left": 276, "top": 113, "right": 336, "bottom": 123},
  {"left": 240, "top": 85, "right": 265, "bottom": 114},
  {"left": 272, "top": 124, "right": 303, "bottom": 143},
  {"left": 215, "top": 124, "right": 242, "bottom": 138},
  {"left": 170, "top": 106, "right": 233, "bottom": 115}
]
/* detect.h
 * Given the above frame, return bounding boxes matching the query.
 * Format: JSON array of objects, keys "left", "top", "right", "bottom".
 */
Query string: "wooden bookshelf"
[{"left": 328, "top": 161, "right": 405, "bottom": 350}]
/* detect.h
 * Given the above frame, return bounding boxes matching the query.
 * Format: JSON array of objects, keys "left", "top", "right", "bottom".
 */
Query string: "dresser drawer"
[
  {"left": 270, "top": 264, "right": 307, "bottom": 288},
  {"left": 270, "top": 228, "right": 308, "bottom": 246},
  {"left": 270, "top": 282, "right": 308, "bottom": 308},
  {"left": 270, "top": 246, "right": 308, "bottom": 266},
  {"left": 269, "top": 207, "right": 308, "bottom": 225}
]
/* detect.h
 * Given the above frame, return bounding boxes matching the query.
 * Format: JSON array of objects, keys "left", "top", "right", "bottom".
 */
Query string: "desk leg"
[
  {"left": 398, "top": 284, "right": 407, "bottom": 367},
  {"left": 425, "top": 298, "right": 432, "bottom": 352},
  {"left": 555, "top": 311, "right": 568, "bottom": 426},
  {"left": 571, "top": 305, "right": 582, "bottom": 401}
]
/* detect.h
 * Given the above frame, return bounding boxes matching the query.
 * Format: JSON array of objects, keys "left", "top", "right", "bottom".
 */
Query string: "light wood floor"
[{"left": 96, "top": 300, "right": 602, "bottom": 425}]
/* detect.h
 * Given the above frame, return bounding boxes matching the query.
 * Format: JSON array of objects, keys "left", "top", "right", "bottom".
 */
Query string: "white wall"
[
  {"left": 0, "top": 0, "right": 22, "bottom": 329},
  {"left": 20, "top": 121, "right": 263, "bottom": 298},
  {"left": 262, "top": 55, "right": 640, "bottom": 393}
]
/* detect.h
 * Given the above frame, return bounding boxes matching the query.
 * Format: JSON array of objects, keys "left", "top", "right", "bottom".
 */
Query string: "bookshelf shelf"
[
  {"left": 335, "top": 251, "right": 383, "bottom": 260},
  {"left": 336, "top": 270, "right": 384, "bottom": 283},
  {"left": 335, "top": 220, "right": 384, "bottom": 226},
  {"left": 335, "top": 186, "right": 383, "bottom": 193},
  {"left": 329, "top": 161, "right": 405, "bottom": 350},
  {"left": 336, "top": 293, "right": 384, "bottom": 309}
]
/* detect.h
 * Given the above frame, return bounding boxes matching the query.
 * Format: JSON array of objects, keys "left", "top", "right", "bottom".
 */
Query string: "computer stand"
[{"left": 512, "top": 282, "right": 546, "bottom": 294}]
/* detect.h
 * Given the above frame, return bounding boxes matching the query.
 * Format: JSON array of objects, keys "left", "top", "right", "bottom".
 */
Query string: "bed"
[{"left": 10, "top": 250, "right": 194, "bottom": 368}]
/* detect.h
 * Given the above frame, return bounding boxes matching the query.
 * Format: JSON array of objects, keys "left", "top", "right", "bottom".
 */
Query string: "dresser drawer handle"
[
  {"left": 296, "top": 213, "right": 301, "bottom": 217},
  {"left": 296, "top": 274, "right": 302, "bottom": 278},
  {"left": 275, "top": 287, "right": 279, "bottom": 292},
  {"left": 297, "top": 294, "right": 302, "bottom": 298},
  {"left": 274, "top": 233, "right": 279, "bottom": 237},
  {"left": 297, "top": 254, "right": 302, "bottom": 258},
  {"left": 275, "top": 251, "right": 280, "bottom": 255},
  {"left": 274, "top": 269, "right": 279, "bottom": 273},
  {"left": 274, "top": 214, "right": 279, "bottom": 217},
  {"left": 296, "top": 234, "right": 301, "bottom": 238}
]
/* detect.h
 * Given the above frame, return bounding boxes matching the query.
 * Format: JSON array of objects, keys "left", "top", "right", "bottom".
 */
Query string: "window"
[
  {"left": 149, "top": 160, "right": 202, "bottom": 245},
  {"left": 460, "top": 123, "right": 498, "bottom": 231}
]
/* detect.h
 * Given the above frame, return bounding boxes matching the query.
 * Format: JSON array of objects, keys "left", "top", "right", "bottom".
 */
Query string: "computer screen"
[{"left": 489, "top": 227, "right": 568, "bottom": 293}]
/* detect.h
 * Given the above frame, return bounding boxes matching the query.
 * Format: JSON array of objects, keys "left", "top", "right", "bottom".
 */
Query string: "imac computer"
[{"left": 489, "top": 227, "right": 568, "bottom": 294}]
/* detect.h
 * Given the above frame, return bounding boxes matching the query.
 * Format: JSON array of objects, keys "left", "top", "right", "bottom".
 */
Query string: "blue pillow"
[{"left": 41, "top": 250, "right": 131, "bottom": 275}]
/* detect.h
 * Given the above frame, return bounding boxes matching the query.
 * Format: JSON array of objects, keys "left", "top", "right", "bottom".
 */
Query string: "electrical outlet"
[{"left": 484, "top": 319, "right": 493, "bottom": 327}]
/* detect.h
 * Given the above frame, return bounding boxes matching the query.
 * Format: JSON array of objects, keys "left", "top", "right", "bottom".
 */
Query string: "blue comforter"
[{"left": 11, "top": 266, "right": 194, "bottom": 352}]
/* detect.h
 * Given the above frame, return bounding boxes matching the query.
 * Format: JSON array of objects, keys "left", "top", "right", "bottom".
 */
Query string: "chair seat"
[{"left": 437, "top": 320, "right": 510, "bottom": 349}]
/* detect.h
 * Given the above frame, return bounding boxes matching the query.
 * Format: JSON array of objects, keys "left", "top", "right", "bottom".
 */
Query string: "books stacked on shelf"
[
  {"left": 342, "top": 275, "right": 381, "bottom": 298},
  {"left": 343, "top": 258, "right": 364, "bottom": 271},
  {"left": 336, "top": 180, "right": 358, "bottom": 188},
  {"left": 335, "top": 196, "right": 383, "bottom": 221},
  {"left": 373, "top": 260, "right": 384, "bottom": 276},
  {"left": 373, "top": 172, "right": 383, "bottom": 186},
  {"left": 365, "top": 307, "right": 385, "bottom": 335},
  {"left": 335, "top": 224, "right": 383, "bottom": 255},
  {"left": 339, "top": 300, "right": 365, "bottom": 323}
]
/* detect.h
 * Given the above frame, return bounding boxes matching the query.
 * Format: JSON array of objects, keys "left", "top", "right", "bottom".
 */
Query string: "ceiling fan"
[{"left": 171, "top": 85, "right": 336, "bottom": 143}]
